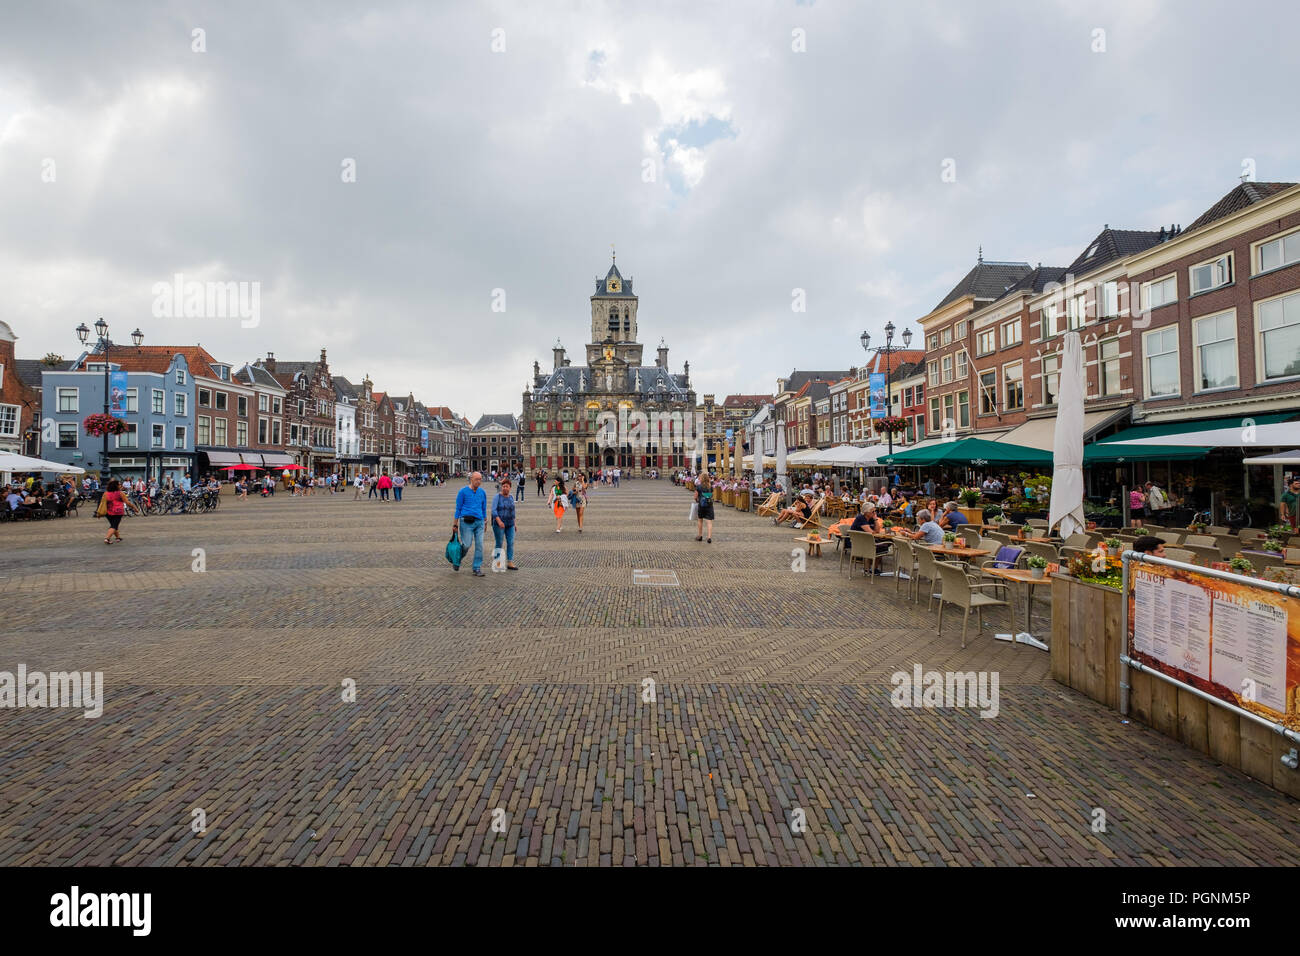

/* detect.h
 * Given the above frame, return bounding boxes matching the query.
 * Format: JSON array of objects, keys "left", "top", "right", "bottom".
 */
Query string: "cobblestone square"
[{"left": 0, "top": 481, "right": 1296, "bottom": 866}]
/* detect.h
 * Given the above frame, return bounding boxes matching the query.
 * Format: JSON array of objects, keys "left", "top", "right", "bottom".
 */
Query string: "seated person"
[
  {"left": 904, "top": 508, "right": 945, "bottom": 545},
  {"left": 5, "top": 489, "right": 22, "bottom": 512},
  {"left": 774, "top": 492, "right": 813, "bottom": 526},
  {"left": 938, "top": 502, "right": 967, "bottom": 529},
  {"left": 1131, "top": 535, "right": 1166, "bottom": 557}
]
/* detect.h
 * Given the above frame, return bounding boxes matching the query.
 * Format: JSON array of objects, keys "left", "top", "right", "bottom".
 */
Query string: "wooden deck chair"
[
  {"left": 755, "top": 492, "right": 781, "bottom": 517},
  {"left": 795, "top": 496, "right": 827, "bottom": 530}
]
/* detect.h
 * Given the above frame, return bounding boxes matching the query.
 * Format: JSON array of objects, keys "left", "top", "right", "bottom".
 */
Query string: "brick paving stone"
[{"left": 0, "top": 481, "right": 1296, "bottom": 866}]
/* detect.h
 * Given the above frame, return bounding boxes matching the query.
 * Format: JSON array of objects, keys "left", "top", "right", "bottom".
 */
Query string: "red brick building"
[{"left": 0, "top": 321, "right": 42, "bottom": 456}]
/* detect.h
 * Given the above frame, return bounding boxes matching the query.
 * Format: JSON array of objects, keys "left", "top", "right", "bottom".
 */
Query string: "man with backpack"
[{"left": 453, "top": 471, "right": 488, "bottom": 576}]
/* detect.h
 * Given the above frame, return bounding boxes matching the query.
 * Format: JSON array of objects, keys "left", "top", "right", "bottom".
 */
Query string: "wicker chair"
[
  {"left": 1163, "top": 547, "right": 1196, "bottom": 564},
  {"left": 911, "top": 545, "right": 943, "bottom": 609},
  {"left": 935, "top": 561, "right": 1010, "bottom": 649},
  {"left": 892, "top": 537, "right": 916, "bottom": 594},
  {"left": 958, "top": 526, "right": 982, "bottom": 548}
]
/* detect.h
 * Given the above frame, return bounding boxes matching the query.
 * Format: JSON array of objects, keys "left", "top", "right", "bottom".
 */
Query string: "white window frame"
[
  {"left": 174, "top": 425, "right": 187, "bottom": 449},
  {"left": 213, "top": 418, "right": 228, "bottom": 445},
  {"left": 1192, "top": 309, "right": 1238, "bottom": 394},
  {"left": 1098, "top": 337, "right": 1122, "bottom": 396},
  {"left": 1041, "top": 353, "right": 1060, "bottom": 407},
  {"left": 175, "top": 369, "right": 187, "bottom": 386},
  {"left": 57, "top": 387, "right": 79, "bottom": 413},
  {"left": 955, "top": 351, "right": 968, "bottom": 380},
  {"left": 197, "top": 415, "right": 211, "bottom": 446},
  {"left": 1141, "top": 273, "right": 1178, "bottom": 312},
  {"left": 1142, "top": 325, "right": 1181, "bottom": 400},
  {"left": 152, "top": 389, "right": 165, "bottom": 414},
  {"left": 1188, "top": 251, "right": 1233, "bottom": 296},
  {"left": 151, "top": 423, "right": 165, "bottom": 448},
  {"left": 124, "top": 387, "right": 138, "bottom": 413},
  {"left": 940, "top": 327, "right": 952, "bottom": 347},
  {"left": 0, "top": 403, "right": 20, "bottom": 438},
  {"left": 1000, "top": 318, "right": 1022, "bottom": 348},
  {"left": 941, "top": 355, "right": 953, "bottom": 383},
  {"left": 115, "top": 423, "right": 139, "bottom": 449},
  {"left": 927, "top": 361, "right": 939, "bottom": 387},
  {"left": 954, "top": 320, "right": 967, "bottom": 339},
  {"left": 174, "top": 393, "right": 187, "bottom": 416},
  {"left": 978, "top": 369, "right": 997, "bottom": 416},
  {"left": 1255, "top": 289, "right": 1300, "bottom": 383},
  {"left": 1098, "top": 280, "right": 1121, "bottom": 319},
  {"left": 1253, "top": 226, "right": 1300, "bottom": 275},
  {"left": 1003, "top": 360, "right": 1024, "bottom": 411},
  {"left": 976, "top": 329, "right": 996, "bottom": 355},
  {"left": 58, "top": 423, "right": 79, "bottom": 448}
]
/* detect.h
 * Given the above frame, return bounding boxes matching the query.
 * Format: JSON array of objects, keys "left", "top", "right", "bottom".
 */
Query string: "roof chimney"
[
  {"left": 265, "top": 351, "right": 276, "bottom": 372},
  {"left": 657, "top": 338, "right": 669, "bottom": 368},
  {"left": 553, "top": 339, "right": 565, "bottom": 371}
]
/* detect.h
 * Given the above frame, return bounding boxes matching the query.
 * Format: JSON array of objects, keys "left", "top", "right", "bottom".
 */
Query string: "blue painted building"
[{"left": 41, "top": 348, "right": 197, "bottom": 482}]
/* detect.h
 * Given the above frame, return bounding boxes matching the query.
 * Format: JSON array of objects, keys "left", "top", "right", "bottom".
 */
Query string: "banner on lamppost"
[
  {"left": 420, "top": 427, "right": 428, "bottom": 445},
  {"left": 869, "top": 373, "right": 887, "bottom": 419},
  {"left": 108, "top": 370, "right": 129, "bottom": 419}
]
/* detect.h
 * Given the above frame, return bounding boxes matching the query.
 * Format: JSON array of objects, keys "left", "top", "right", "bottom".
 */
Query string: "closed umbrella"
[
  {"left": 776, "top": 426, "right": 787, "bottom": 500},
  {"left": 1049, "top": 330, "right": 1086, "bottom": 541},
  {"left": 751, "top": 428, "right": 764, "bottom": 479}
]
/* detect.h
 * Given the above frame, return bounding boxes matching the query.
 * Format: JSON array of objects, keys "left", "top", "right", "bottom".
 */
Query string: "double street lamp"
[
  {"left": 860, "top": 321, "right": 913, "bottom": 458},
  {"left": 76, "top": 318, "right": 143, "bottom": 482}
]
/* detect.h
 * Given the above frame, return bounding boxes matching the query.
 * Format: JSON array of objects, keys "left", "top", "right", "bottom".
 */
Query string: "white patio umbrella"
[
  {"left": 1049, "top": 331, "right": 1086, "bottom": 542},
  {"left": 1242, "top": 449, "right": 1300, "bottom": 465},
  {"left": 751, "top": 429, "right": 764, "bottom": 477},
  {"left": 1107, "top": 421, "right": 1298, "bottom": 448},
  {"left": 0, "top": 452, "right": 85, "bottom": 475}
]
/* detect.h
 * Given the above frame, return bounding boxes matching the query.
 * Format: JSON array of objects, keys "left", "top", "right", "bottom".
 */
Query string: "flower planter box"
[
  {"left": 1050, "top": 572, "right": 1300, "bottom": 799},
  {"left": 958, "top": 507, "right": 984, "bottom": 525}
]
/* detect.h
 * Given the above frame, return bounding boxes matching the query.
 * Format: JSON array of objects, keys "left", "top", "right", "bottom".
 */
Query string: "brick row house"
[
  {"left": 0, "top": 321, "right": 42, "bottom": 457},
  {"left": 902, "top": 180, "right": 1300, "bottom": 499},
  {"left": 266, "top": 350, "right": 337, "bottom": 476}
]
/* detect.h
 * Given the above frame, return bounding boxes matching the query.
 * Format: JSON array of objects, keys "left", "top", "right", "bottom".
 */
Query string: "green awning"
[
  {"left": 1083, "top": 412, "right": 1296, "bottom": 464},
  {"left": 881, "top": 437, "right": 1053, "bottom": 467}
]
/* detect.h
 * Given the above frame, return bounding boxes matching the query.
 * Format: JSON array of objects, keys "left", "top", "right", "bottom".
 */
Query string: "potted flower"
[
  {"left": 1105, "top": 537, "right": 1123, "bottom": 551},
  {"left": 1026, "top": 554, "right": 1049, "bottom": 579},
  {"left": 942, "top": 531, "right": 959, "bottom": 549},
  {"left": 82, "top": 413, "right": 129, "bottom": 437},
  {"left": 957, "top": 487, "right": 983, "bottom": 525},
  {"left": 1228, "top": 556, "right": 1255, "bottom": 576},
  {"left": 1262, "top": 537, "right": 1285, "bottom": 555}
]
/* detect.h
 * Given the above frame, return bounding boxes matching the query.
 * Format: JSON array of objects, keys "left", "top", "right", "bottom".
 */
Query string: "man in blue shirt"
[
  {"left": 453, "top": 471, "right": 488, "bottom": 575},
  {"left": 939, "top": 501, "right": 967, "bottom": 529}
]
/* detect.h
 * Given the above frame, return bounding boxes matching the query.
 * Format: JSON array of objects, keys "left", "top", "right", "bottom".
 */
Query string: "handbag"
[
  {"left": 689, "top": 500, "right": 698, "bottom": 521},
  {"left": 445, "top": 529, "right": 464, "bottom": 567},
  {"left": 95, "top": 494, "right": 109, "bottom": 518}
]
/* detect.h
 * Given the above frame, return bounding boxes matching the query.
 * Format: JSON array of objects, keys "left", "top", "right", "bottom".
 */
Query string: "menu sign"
[{"left": 1128, "top": 561, "right": 1298, "bottom": 729}]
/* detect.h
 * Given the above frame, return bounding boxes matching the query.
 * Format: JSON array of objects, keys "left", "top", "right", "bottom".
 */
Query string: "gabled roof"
[
  {"left": 592, "top": 259, "right": 636, "bottom": 298},
  {"left": 995, "top": 265, "right": 1069, "bottom": 300},
  {"left": 1184, "top": 182, "right": 1297, "bottom": 234},
  {"left": 1064, "top": 228, "right": 1167, "bottom": 276},
  {"left": 782, "top": 370, "right": 852, "bottom": 394},
  {"left": 235, "top": 361, "right": 285, "bottom": 391},
  {"left": 14, "top": 359, "right": 47, "bottom": 387},
  {"left": 333, "top": 376, "right": 358, "bottom": 400},
  {"left": 80, "top": 344, "right": 216, "bottom": 375},
  {"left": 472, "top": 413, "right": 519, "bottom": 431},
  {"left": 723, "top": 394, "right": 770, "bottom": 407},
  {"left": 934, "top": 260, "right": 1033, "bottom": 311}
]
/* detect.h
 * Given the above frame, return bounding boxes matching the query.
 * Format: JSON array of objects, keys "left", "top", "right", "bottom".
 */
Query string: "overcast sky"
[{"left": 3, "top": 0, "right": 1298, "bottom": 421}]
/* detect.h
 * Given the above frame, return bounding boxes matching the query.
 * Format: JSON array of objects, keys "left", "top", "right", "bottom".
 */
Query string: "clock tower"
[{"left": 587, "top": 251, "right": 643, "bottom": 367}]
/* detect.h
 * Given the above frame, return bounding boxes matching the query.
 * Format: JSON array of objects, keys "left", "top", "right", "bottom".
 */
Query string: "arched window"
[
  {"left": 609, "top": 308, "right": 619, "bottom": 331},
  {"left": 623, "top": 308, "right": 630, "bottom": 332}
]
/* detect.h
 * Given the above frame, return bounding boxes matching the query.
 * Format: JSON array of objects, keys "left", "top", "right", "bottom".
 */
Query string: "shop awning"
[
  {"left": 995, "top": 407, "right": 1129, "bottom": 452},
  {"left": 881, "top": 437, "right": 1052, "bottom": 467},
  {"left": 1082, "top": 412, "right": 1297, "bottom": 463},
  {"left": 259, "top": 452, "right": 297, "bottom": 468},
  {"left": 201, "top": 451, "right": 244, "bottom": 467},
  {"left": 1243, "top": 449, "right": 1300, "bottom": 465}
]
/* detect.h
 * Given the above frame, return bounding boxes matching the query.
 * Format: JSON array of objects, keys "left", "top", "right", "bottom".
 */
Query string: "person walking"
[
  {"left": 1281, "top": 477, "right": 1300, "bottom": 532},
  {"left": 101, "top": 478, "right": 127, "bottom": 544},
  {"left": 515, "top": 469, "right": 525, "bottom": 501},
  {"left": 549, "top": 475, "right": 568, "bottom": 533},
  {"left": 571, "top": 474, "right": 587, "bottom": 533},
  {"left": 453, "top": 471, "right": 488, "bottom": 576},
  {"left": 368, "top": 473, "right": 379, "bottom": 499},
  {"left": 694, "top": 473, "right": 715, "bottom": 543},
  {"left": 393, "top": 472, "right": 405, "bottom": 502},
  {"left": 536, "top": 470, "right": 546, "bottom": 498},
  {"left": 378, "top": 471, "right": 393, "bottom": 501},
  {"left": 493, "top": 477, "right": 519, "bottom": 570},
  {"left": 353, "top": 473, "right": 364, "bottom": 499}
]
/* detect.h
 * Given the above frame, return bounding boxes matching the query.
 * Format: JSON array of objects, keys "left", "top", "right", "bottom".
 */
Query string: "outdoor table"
[
  {"left": 982, "top": 567, "right": 1049, "bottom": 649},
  {"left": 925, "top": 545, "right": 991, "bottom": 560},
  {"left": 795, "top": 535, "right": 825, "bottom": 558},
  {"left": 1010, "top": 536, "right": 1056, "bottom": 544}
]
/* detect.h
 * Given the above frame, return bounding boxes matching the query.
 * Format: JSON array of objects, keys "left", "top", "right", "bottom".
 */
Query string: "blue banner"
[
  {"left": 420, "top": 427, "right": 428, "bottom": 445},
  {"left": 869, "top": 373, "right": 887, "bottom": 419},
  {"left": 108, "top": 370, "right": 129, "bottom": 419}
]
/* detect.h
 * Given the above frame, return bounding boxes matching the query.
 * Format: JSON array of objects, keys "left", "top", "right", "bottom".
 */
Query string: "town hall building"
[{"left": 522, "top": 256, "right": 697, "bottom": 476}]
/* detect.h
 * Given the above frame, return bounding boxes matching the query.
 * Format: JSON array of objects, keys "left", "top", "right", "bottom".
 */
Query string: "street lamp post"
[
  {"left": 76, "top": 319, "right": 143, "bottom": 483},
  {"left": 860, "top": 322, "right": 913, "bottom": 459}
]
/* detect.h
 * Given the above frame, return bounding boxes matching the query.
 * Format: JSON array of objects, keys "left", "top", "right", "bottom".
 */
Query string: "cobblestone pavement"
[{"left": 0, "top": 481, "right": 1295, "bottom": 865}]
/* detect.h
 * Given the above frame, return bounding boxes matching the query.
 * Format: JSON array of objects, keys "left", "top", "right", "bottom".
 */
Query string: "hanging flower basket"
[
  {"left": 83, "top": 413, "right": 129, "bottom": 437},
  {"left": 876, "top": 415, "right": 910, "bottom": 435}
]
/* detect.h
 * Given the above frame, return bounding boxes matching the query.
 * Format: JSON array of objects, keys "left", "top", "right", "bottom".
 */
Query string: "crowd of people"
[{"left": 2, "top": 475, "right": 80, "bottom": 519}]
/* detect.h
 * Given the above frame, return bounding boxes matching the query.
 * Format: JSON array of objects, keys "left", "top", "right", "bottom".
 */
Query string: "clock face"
[{"left": 607, "top": 279, "right": 620, "bottom": 292}]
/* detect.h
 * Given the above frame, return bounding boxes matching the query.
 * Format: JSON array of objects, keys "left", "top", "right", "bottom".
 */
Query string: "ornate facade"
[{"left": 522, "top": 257, "right": 696, "bottom": 475}]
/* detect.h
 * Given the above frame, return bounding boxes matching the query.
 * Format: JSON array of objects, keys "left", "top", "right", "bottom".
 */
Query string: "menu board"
[{"left": 1128, "top": 562, "right": 1298, "bottom": 729}]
